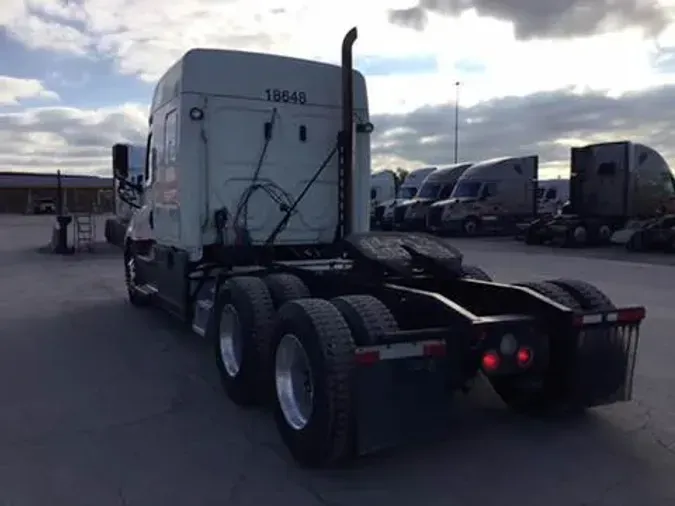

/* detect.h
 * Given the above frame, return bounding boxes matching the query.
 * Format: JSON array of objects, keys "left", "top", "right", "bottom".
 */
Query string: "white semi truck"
[
  {"left": 394, "top": 163, "right": 473, "bottom": 231},
  {"left": 426, "top": 156, "right": 538, "bottom": 236},
  {"left": 537, "top": 179, "right": 569, "bottom": 216},
  {"left": 375, "top": 166, "right": 436, "bottom": 229},
  {"left": 113, "top": 27, "right": 646, "bottom": 468},
  {"left": 369, "top": 170, "right": 397, "bottom": 227}
]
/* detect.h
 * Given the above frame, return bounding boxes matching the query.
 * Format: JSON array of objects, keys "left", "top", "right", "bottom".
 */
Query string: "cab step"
[
  {"left": 137, "top": 284, "right": 158, "bottom": 296},
  {"left": 192, "top": 298, "right": 213, "bottom": 337}
]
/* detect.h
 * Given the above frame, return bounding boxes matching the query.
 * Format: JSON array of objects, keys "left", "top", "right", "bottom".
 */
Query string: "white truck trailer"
[{"left": 112, "top": 27, "right": 646, "bottom": 468}]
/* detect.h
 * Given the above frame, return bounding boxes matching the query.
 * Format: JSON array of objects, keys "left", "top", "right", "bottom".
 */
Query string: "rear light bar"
[
  {"left": 573, "top": 307, "right": 645, "bottom": 327},
  {"left": 482, "top": 345, "right": 533, "bottom": 373},
  {"left": 354, "top": 339, "right": 446, "bottom": 365}
]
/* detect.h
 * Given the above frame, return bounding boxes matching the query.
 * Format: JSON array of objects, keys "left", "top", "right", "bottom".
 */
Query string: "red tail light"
[
  {"left": 516, "top": 347, "right": 533, "bottom": 367},
  {"left": 482, "top": 351, "right": 500, "bottom": 371},
  {"left": 423, "top": 341, "right": 446, "bottom": 357},
  {"left": 616, "top": 307, "right": 645, "bottom": 323},
  {"left": 354, "top": 350, "right": 379, "bottom": 365}
]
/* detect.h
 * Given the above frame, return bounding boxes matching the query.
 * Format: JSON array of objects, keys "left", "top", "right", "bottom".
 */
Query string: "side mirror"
[{"left": 112, "top": 143, "right": 129, "bottom": 179}]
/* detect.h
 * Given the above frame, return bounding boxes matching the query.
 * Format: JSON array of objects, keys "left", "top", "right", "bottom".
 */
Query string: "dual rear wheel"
[
  {"left": 208, "top": 273, "right": 399, "bottom": 467},
  {"left": 490, "top": 278, "right": 620, "bottom": 415},
  {"left": 117, "top": 244, "right": 627, "bottom": 469}
]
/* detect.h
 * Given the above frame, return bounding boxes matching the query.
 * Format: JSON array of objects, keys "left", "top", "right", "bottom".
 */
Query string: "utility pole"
[{"left": 454, "top": 81, "right": 460, "bottom": 164}]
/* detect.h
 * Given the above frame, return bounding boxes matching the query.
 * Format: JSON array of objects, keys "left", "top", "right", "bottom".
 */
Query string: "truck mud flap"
[
  {"left": 351, "top": 337, "right": 465, "bottom": 456},
  {"left": 567, "top": 307, "right": 644, "bottom": 407}
]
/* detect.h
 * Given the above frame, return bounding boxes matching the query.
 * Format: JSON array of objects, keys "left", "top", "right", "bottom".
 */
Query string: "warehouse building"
[{"left": 0, "top": 172, "right": 113, "bottom": 214}]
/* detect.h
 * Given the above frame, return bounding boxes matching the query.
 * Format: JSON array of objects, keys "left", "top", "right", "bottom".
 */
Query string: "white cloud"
[
  {"left": 2, "top": 85, "right": 675, "bottom": 179},
  {"left": 371, "top": 84, "right": 675, "bottom": 176},
  {"left": 3, "top": 0, "right": 674, "bottom": 115},
  {"left": 0, "top": 103, "right": 146, "bottom": 174},
  {"left": 0, "top": 0, "right": 672, "bottom": 98},
  {"left": 2, "top": 0, "right": 675, "bottom": 176},
  {"left": 0, "top": 76, "right": 59, "bottom": 105}
]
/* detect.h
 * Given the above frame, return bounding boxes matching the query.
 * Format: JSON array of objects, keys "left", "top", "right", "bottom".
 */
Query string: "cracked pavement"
[{"left": 0, "top": 216, "right": 674, "bottom": 506}]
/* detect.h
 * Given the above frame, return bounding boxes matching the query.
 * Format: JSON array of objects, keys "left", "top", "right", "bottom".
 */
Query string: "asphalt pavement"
[{"left": 0, "top": 215, "right": 673, "bottom": 506}]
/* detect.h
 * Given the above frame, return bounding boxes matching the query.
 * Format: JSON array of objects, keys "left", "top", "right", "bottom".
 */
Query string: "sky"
[{"left": 2, "top": 0, "right": 675, "bottom": 178}]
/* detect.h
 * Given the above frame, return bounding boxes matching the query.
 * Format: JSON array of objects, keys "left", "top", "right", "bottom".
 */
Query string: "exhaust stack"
[{"left": 340, "top": 27, "right": 357, "bottom": 238}]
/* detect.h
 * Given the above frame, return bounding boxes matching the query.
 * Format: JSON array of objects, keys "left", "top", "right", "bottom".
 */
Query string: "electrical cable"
[
  {"left": 232, "top": 108, "right": 278, "bottom": 230},
  {"left": 264, "top": 143, "right": 338, "bottom": 245}
]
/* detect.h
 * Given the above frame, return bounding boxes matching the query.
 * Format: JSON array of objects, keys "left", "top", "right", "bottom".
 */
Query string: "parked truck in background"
[
  {"left": 375, "top": 166, "right": 436, "bottom": 229},
  {"left": 513, "top": 178, "right": 569, "bottom": 241},
  {"left": 393, "top": 163, "right": 472, "bottom": 230},
  {"left": 426, "top": 156, "right": 538, "bottom": 236},
  {"left": 104, "top": 144, "right": 146, "bottom": 248},
  {"left": 369, "top": 170, "right": 397, "bottom": 227},
  {"left": 112, "top": 27, "right": 646, "bottom": 469},
  {"left": 524, "top": 141, "right": 675, "bottom": 247},
  {"left": 537, "top": 179, "right": 569, "bottom": 216}
]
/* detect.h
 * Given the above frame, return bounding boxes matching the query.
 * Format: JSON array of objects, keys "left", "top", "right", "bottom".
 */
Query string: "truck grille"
[
  {"left": 427, "top": 207, "right": 443, "bottom": 228},
  {"left": 570, "top": 319, "right": 641, "bottom": 406}
]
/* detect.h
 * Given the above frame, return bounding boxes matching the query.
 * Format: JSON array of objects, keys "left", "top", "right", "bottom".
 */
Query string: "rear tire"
[
  {"left": 271, "top": 298, "right": 356, "bottom": 468},
  {"left": 570, "top": 225, "right": 588, "bottom": 247},
  {"left": 597, "top": 224, "right": 612, "bottom": 243},
  {"left": 462, "top": 216, "right": 479, "bottom": 236},
  {"left": 515, "top": 281, "right": 581, "bottom": 311},
  {"left": 461, "top": 264, "right": 492, "bottom": 281},
  {"left": 264, "top": 273, "right": 311, "bottom": 309},
  {"left": 548, "top": 279, "right": 614, "bottom": 310},
  {"left": 489, "top": 281, "right": 583, "bottom": 416},
  {"left": 547, "top": 279, "right": 626, "bottom": 403},
  {"left": 210, "top": 276, "right": 275, "bottom": 406},
  {"left": 524, "top": 221, "right": 544, "bottom": 245},
  {"left": 626, "top": 231, "right": 644, "bottom": 251},
  {"left": 330, "top": 295, "right": 399, "bottom": 346}
]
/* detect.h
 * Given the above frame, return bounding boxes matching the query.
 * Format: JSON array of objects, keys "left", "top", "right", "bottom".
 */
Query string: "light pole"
[{"left": 454, "top": 81, "right": 460, "bottom": 163}]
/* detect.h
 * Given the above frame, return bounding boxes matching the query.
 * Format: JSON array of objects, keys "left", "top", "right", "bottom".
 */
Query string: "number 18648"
[{"left": 265, "top": 89, "right": 307, "bottom": 104}]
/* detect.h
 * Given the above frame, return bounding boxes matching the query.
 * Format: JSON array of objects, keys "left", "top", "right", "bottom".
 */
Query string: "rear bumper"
[{"left": 351, "top": 305, "right": 644, "bottom": 455}]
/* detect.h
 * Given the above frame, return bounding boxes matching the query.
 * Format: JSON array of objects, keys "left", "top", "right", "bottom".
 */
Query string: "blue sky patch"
[
  {"left": 453, "top": 58, "right": 487, "bottom": 76},
  {"left": 652, "top": 46, "right": 675, "bottom": 74},
  {"left": 357, "top": 54, "right": 438, "bottom": 76},
  {"left": 0, "top": 28, "right": 151, "bottom": 108}
]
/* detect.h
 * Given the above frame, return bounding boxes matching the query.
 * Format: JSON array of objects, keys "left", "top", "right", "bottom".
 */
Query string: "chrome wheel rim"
[
  {"left": 573, "top": 226, "right": 587, "bottom": 243},
  {"left": 275, "top": 333, "right": 314, "bottom": 430},
  {"left": 219, "top": 304, "right": 243, "bottom": 377},
  {"left": 126, "top": 255, "right": 138, "bottom": 289}
]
